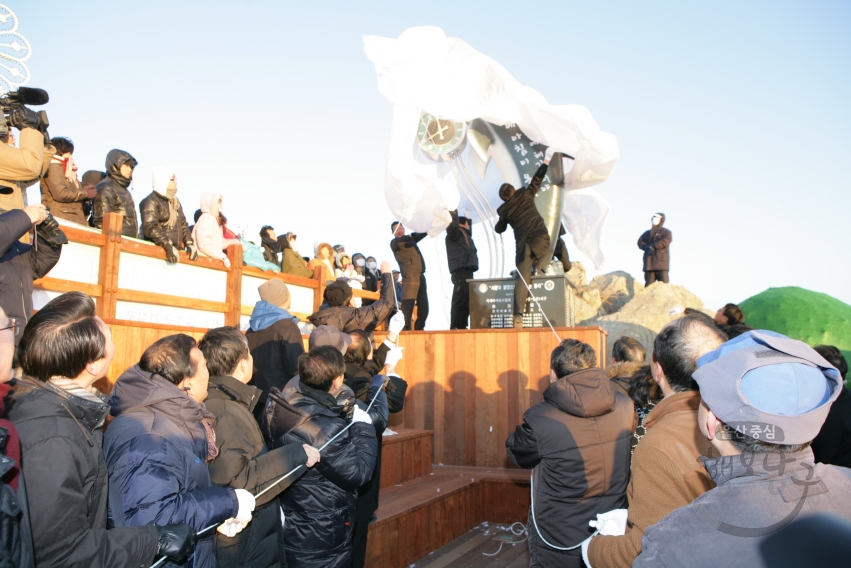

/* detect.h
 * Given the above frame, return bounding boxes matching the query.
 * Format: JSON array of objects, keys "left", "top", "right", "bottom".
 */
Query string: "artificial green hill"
[{"left": 740, "top": 287, "right": 851, "bottom": 382}]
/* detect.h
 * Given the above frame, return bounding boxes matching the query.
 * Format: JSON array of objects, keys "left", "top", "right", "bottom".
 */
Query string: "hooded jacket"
[
  {"left": 8, "top": 378, "right": 159, "bottom": 568},
  {"left": 634, "top": 448, "right": 851, "bottom": 568},
  {"left": 0, "top": 210, "right": 62, "bottom": 338},
  {"left": 307, "top": 272, "right": 395, "bottom": 333},
  {"left": 262, "top": 379, "right": 382, "bottom": 568},
  {"left": 92, "top": 149, "right": 138, "bottom": 237},
  {"left": 495, "top": 164, "right": 551, "bottom": 265},
  {"left": 637, "top": 213, "right": 672, "bottom": 272},
  {"left": 308, "top": 241, "right": 335, "bottom": 278},
  {"left": 506, "top": 367, "right": 635, "bottom": 566},
  {"left": 39, "top": 159, "right": 88, "bottom": 225},
  {"left": 205, "top": 375, "right": 309, "bottom": 568},
  {"left": 606, "top": 361, "right": 645, "bottom": 399},
  {"left": 139, "top": 167, "right": 194, "bottom": 249},
  {"left": 103, "top": 365, "right": 238, "bottom": 568},
  {"left": 390, "top": 232, "right": 426, "bottom": 276},
  {"left": 193, "top": 192, "right": 239, "bottom": 261},
  {"left": 279, "top": 237, "right": 313, "bottom": 278},
  {"left": 245, "top": 302, "right": 305, "bottom": 421},
  {"left": 445, "top": 209, "right": 478, "bottom": 273}
]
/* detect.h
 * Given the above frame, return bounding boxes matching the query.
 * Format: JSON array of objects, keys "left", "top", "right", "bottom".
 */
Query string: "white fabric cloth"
[{"left": 363, "top": 27, "right": 618, "bottom": 268}]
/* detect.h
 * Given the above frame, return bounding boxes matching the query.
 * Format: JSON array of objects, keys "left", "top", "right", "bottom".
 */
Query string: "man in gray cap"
[
  {"left": 632, "top": 330, "right": 851, "bottom": 568},
  {"left": 307, "top": 261, "right": 396, "bottom": 333}
]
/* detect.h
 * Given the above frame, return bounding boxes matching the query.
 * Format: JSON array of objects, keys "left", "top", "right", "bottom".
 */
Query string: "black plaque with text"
[{"left": 468, "top": 275, "right": 576, "bottom": 329}]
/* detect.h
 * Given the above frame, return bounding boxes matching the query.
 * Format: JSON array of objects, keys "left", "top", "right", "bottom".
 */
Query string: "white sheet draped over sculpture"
[{"left": 363, "top": 26, "right": 619, "bottom": 269}]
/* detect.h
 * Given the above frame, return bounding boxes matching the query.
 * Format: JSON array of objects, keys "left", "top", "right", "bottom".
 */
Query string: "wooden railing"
[{"left": 33, "top": 212, "right": 380, "bottom": 330}]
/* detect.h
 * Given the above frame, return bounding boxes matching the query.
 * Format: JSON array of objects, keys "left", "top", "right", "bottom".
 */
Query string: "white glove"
[
  {"left": 352, "top": 405, "right": 372, "bottom": 425},
  {"left": 581, "top": 535, "right": 594, "bottom": 567},
  {"left": 222, "top": 256, "right": 232, "bottom": 269},
  {"left": 589, "top": 508, "right": 628, "bottom": 536},
  {"left": 217, "top": 517, "right": 249, "bottom": 537},
  {"left": 233, "top": 488, "right": 255, "bottom": 520},
  {"left": 388, "top": 312, "right": 406, "bottom": 334},
  {"left": 384, "top": 346, "right": 404, "bottom": 368},
  {"left": 463, "top": 207, "right": 473, "bottom": 219},
  {"left": 544, "top": 147, "right": 556, "bottom": 162}
]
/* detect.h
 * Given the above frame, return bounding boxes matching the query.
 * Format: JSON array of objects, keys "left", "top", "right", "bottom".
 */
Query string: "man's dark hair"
[
  {"left": 390, "top": 221, "right": 400, "bottom": 233},
  {"left": 627, "top": 365, "right": 662, "bottom": 408},
  {"left": 720, "top": 422, "right": 810, "bottom": 454},
  {"left": 683, "top": 308, "right": 722, "bottom": 331},
  {"left": 19, "top": 292, "right": 105, "bottom": 382},
  {"left": 726, "top": 324, "right": 755, "bottom": 339},
  {"left": 50, "top": 136, "right": 74, "bottom": 155},
  {"left": 498, "top": 183, "right": 515, "bottom": 201},
  {"left": 721, "top": 303, "right": 745, "bottom": 325},
  {"left": 299, "top": 346, "right": 345, "bottom": 392},
  {"left": 652, "top": 315, "right": 727, "bottom": 393},
  {"left": 345, "top": 330, "right": 371, "bottom": 367},
  {"left": 612, "top": 336, "right": 646, "bottom": 363},
  {"left": 139, "top": 334, "right": 198, "bottom": 385},
  {"left": 260, "top": 225, "right": 275, "bottom": 238},
  {"left": 814, "top": 345, "right": 848, "bottom": 380},
  {"left": 458, "top": 216, "right": 471, "bottom": 226},
  {"left": 198, "top": 327, "right": 249, "bottom": 377},
  {"left": 194, "top": 209, "right": 202, "bottom": 223},
  {"left": 551, "top": 339, "right": 596, "bottom": 378}
]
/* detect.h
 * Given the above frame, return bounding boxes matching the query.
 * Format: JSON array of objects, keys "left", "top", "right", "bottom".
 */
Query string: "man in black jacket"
[
  {"left": 92, "top": 149, "right": 138, "bottom": 237},
  {"left": 263, "top": 346, "right": 382, "bottom": 568},
  {"left": 139, "top": 168, "right": 197, "bottom": 264},
  {"left": 445, "top": 209, "right": 478, "bottom": 329},
  {"left": 0, "top": 206, "right": 63, "bottom": 343},
  {"left": 637, "top": 213, "right": 672, "bottom": 285},
  {"left": 390, "top": 222, "right": 428, "bottom": 330},
  {"left": 199, "top": 327, "right": 320, "bottom": 568},
  {"left": 495, "top": 150, "right": 554, "bottom": 328},
  {"left": 307, "top": 261, "right": 396, "bottom": 333},
  {"left": 8, "top": 292, "right": 195, "bottom": 568}
]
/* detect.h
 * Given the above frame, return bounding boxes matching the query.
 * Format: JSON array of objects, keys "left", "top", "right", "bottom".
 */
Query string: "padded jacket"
[
  {"left": 307, "top": 273, "right": 394, "bottom": 333},
  {"left": 39, "top": 161, "right": 88, "bottom": 225},
  {"left": 92, "top": 149, "right": 138, "bottom": 237},
  {"left": 103, "top": 365, "right": 238, "bottom": 568},
  {"left": 390, "top": 232, "right": 426, "bottom": 275},
  {"left": 506, "top": 368, "right": 635, "bottom": 566},
  {"left": 445, "top": 209, "right": 478, "bottom": 273},
  {"left": 495, "top": 163, "right": 551, "bottom": 264},
  {"left": 139, "top": 191, "right": 194, "bottom": 249},
  {"left": 262, "top": 379, "right": 384, "bottom": 568}
]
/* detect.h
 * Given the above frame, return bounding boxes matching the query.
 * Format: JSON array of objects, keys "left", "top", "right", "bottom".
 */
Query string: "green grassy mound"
[{"left": 740, "top": 287, "right": 851, "bottom": 383}]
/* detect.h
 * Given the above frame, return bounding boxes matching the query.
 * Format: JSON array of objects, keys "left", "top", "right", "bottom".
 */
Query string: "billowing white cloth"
[{"left": 363, "top": 27, "right": 618, "bottom": 268}]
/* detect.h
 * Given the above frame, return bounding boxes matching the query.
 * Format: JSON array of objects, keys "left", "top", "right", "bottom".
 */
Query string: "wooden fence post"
[
  {"left": 96, "top": 213, "right": 123, "bottom": 319},
  {"left": 225, "top": 244, "right": 243, "bottom": 328},
  {"left": 313, "top": 264, "right": 329, "bottom": 313}
]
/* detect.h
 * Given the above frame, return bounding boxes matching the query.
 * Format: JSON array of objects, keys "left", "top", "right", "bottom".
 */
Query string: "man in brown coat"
[
  {"left": 507, "top": 339, "right": 634, "bottom": 567},
  {"left": 583, "top": 314, "right": 727, "bottom": 567},
  {"left": 39, "top": 137, "right": 93, "bottom": 225}
]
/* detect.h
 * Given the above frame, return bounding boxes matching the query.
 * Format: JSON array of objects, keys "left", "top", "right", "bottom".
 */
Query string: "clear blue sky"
[{"left": 15, "top": 1, "right": 851, "bottom": 327}]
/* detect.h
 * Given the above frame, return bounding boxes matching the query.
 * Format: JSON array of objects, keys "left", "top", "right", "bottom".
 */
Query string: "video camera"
[{"left": 0, "top": 86, "right": 49, "bottom": 143}]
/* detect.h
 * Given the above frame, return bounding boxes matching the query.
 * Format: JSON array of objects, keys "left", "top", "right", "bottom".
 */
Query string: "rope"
[
  {"left": 529, "top": 471, "right": 598, "bottom": 551},
  {"left": 481, "top": 522, "right": 528, "bottom": 557},
  {"left": 515, "top": 268, "right": 562, "bottom": 343}
]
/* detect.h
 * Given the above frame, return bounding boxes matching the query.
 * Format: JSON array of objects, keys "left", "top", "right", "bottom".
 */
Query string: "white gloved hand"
[
  {"left": 233, "top": 488, "right": 255, "bottom": 521},
  {"left": 581, "top": 535, "right": 594, "bottom": 567},
  {"left": 463, "top": 207, "right": 473, "bottom": 219},
  {"left": 217, "top": 517, "right": 250, "bottom": 537},
  {"left": 384, "top": 346, "right": 404, "bottom": 368},
  {"left": 388, "top": 312, "right": 406, "bottom": 334},
  {"left": 352, "top": 405, "right": 372, "bottom": 425},
  {"left": 222, "top": 256, "right": 232, "bottom": 269},
  {"left": 544, "top": 147, "right": 556, "bottom": 162},
  {"left": 589, "top": 508, "right": 628, "bottom": 536}
]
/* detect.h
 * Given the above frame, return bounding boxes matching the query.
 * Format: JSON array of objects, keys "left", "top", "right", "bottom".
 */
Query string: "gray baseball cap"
[
  {"left": 308, "top": 325, "right": 352, "bottom": 355},
  {"left": 693, "top": 330, "right": 842, "bottom": 445}
]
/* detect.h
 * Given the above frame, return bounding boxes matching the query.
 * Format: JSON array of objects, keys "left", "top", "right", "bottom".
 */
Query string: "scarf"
[
  {"left": 48, "top": 377, "right": 109, "bottom": 428},
  {"left": 165, "top": 191, "right": 179, "bottom": 231},
  {"left": 200, "top": 415, "right": 219, "bottom": 461},
  {"left": 52, "top": 155, "right": 80, "bottom": 185}
]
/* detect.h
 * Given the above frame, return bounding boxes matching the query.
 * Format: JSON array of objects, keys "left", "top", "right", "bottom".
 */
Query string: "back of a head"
[
  {"left": 194, "top": 209, "right": 202, "bottom": 223},
  {"left": 140, "top": 334, "right": 197, "bottom": 385},
  {"left": 612, "top": 336, "right": 646, "bottom": 363},
  {"left": 722, "top": 303, "right": 746, "bottom": 325},
  {"left": 551, "top": 339, "right": 597, "bottom": 378},
  {"left": 345, "top": 330, "right": 371, "bottom": 367},
  {"left": 198, "top": 327, "right": 249, "bottom": 377},
  {"left": 50, "top": 136, "right": 74, "bottom": 156},
  {"left": 19, "top": 292, "right": 104, "bottom": 382},
  {"left": 653, "top": 315, "right": 728, "bottom": 392},
  {"left": 627, "top": 365, "right": 662, "bottom": 408},
  {"left": 498, "top": 183, "right": 515, "bottom": 202},
  {"left": 814, "top": 345, "right": 848, "bottom": 380},
  {"left": 299, "top": 346, "right": 345, "bottom": 392},
  {"left": 726, "top": 324, "right": 755, "bottom": 339}
]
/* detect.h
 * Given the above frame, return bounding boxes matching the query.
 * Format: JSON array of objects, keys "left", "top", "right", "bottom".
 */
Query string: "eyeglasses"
[{"left": 0, "top": 318, "right": 19, "bottom": 336}]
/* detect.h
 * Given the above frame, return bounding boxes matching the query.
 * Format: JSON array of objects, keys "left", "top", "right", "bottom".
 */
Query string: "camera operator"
[
  {"left": 0, "top": 204, "right": 67, "bottom": 344},
  {"left": 39, "top": 137, "right": 94, "bottom": 225},
  {"left": 92, "top": 149, "right": 138, "bottom": 237},
  {"left": 0, "top": 103, "right": 53, "bottom": 212}
]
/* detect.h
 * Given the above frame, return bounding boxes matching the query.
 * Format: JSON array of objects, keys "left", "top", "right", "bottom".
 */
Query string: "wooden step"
[{"left": 380, "top": 428, "right": 433, "bottom": 489}]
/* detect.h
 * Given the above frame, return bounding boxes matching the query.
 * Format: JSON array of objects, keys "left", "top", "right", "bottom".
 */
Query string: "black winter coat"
[
  {"left": 308, "top": 273, "right": 395, "bottom": 333},
  {"left": 637, "top": 219, "right": 672, "bottom": 272},
  {"left": 445, "top": 210, "right": 478, "bottom": 273},
  {"left": 263, "top": 380, "right": 383, "bottom": 568},
  {"left": 506, "top": 368, "right": 634, "bottom": 566},
  {"left": 92, "top": 150, "right": 138, "bottom": 237},
  {"left": 139, "top": 191, "right": 194, "bottom": 248},
  {"left": 205, "top": 375, "right": 309, "bottom": 568},
  {"left": 0, "top": 210, "right": 61, "bottom": 336},
  {"left": 246, "top": 317, "right": 305, "bottom": 422},
  {"left": 495, "top": 164, "right": 551, "bottom": 264},
  {"left": 812, "top": 386, "right": 851, "bottom": 468},
  {"left": 391, "top": 232, "right": 427, "bottom": 275},
  {"left": 8, "top": 378, "right": 159, "bottom": 568}
]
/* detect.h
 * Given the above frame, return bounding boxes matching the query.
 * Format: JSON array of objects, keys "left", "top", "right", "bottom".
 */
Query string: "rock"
[
  {"left": 573, "top": 293, "right": 602, "bottom": 323},
  {"left": 591, "top": 320, "right": 657, "bottom": 363},
  {"left": 566, "top": 261, "right": 587, "bottom": 289},
  {"left": 590, "top": 271, "right": 644, "bottom": 314}
]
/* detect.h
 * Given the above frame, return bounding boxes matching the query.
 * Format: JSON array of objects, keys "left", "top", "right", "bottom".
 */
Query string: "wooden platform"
[
  {"left": 412, "top": 522, "right": 530, "bottom": 568},
  {"left": 380, "top": 428, "right": 434, "bottom": 489}
]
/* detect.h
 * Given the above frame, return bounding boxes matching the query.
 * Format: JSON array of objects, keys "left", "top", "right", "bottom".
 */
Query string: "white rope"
[
  {"left": 481, "top": 521, "right": 528, "bottom": 557},
  {"left": 515, "top": 268, "right": 562, "bottom": 343},
  {"left": 530, "top": 472, "right": 598, "bottom": 551}
]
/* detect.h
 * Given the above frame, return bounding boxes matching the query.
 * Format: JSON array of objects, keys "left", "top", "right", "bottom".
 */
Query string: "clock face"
[{"left": 416, "top": 113, "right": 466, "bottom": 156}]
